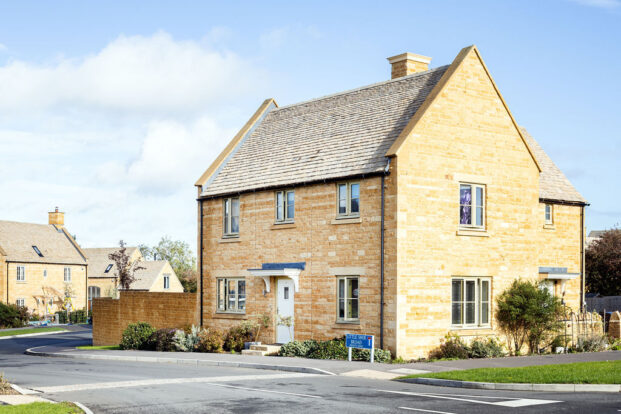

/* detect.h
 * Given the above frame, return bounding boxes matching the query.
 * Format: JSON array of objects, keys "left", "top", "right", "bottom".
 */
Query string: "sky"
[{"left": 0, "top": 0, "right": 619, "bottom": 254}]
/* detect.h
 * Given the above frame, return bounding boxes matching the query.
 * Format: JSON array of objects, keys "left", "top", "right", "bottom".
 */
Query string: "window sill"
[
  {"left": 450, "top": 325, "right": 492, "bottom": 331},
  {"left": 543, "top": 224, "right": 555, "bottom": 230},
  {"left": 213, "top": 312, "right": 247, "bottom": 319},
  {"left": 16, "top": 281, "right": 27, "bottom": 284},
  {"left": 271, "top": 222, "right": 296, "bottom": 230},
  {"left": 218, "top": 237, "right": 241, "bottom": 243},
  {"left": 331, "top": 217, "right": 362, "bottom": 225},
  {"left": 456, "top": 228, "right": 489, "bottom": 237}
]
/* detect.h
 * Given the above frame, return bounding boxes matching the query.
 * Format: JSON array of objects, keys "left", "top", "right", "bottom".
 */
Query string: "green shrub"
[
  {"left": 173, "top": 325, "right": 201, "bottom": 352},
  {"left": 429, "top": 333, "right": 469, "bottom": 360},
  {"left": 0, "top": 302, "right": 29, "bottom": 328},
  {"left": 352, "top": 347, "right": 392, "bottom": 363},
  {"left": 468, "top": 337, "right": 504, "bottom": 358},
  {"left": 224, "top": 322, "right": 255, "bottom": 352},
  {"left": 279, "top": 340, "right": 318, "bottom": 357},
  {"left": 610, "top": 338, "right": 621, "bottom": 351},
  {"left": 195, "top": 328, "right": 225, "bottom": 353},
  {"left": 279, "top": 337, "right": 389, "bottom": 362},
  {"left": 148, "top": 328, "right": 178, "bottom": 352},
  {"left": 120, "top": 322, "right": 156, "bottom": 350},
  {"left": 495, "top": 279, "right": 563, "bottom": 355},
  {"left": 307, "top": 338, "right": 347, "bottom": 360},
  {"left": 573, "top": 334, "right": 609, "bottom": 353}
]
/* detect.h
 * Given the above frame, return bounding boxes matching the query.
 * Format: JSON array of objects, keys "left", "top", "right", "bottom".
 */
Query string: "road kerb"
[
  {"left": 25, "top": 346, "right": 336, "bottom": 376},
  {"left": 398, "top": 377, "right": 621, "bottom": 393}
]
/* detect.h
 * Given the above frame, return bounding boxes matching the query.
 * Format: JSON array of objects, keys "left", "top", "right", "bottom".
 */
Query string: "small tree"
[
  {"left": 496, "top": 279, "right": 563, "bottom": 355},
  {"left": 586, "top": 228, "right": 621, "bottom": 296},
  {"left": 139, "top": 236, "right": 197, "bottom": 292},
  {"left": 109, "top": 240, "right": 145, "bottom": 290}
]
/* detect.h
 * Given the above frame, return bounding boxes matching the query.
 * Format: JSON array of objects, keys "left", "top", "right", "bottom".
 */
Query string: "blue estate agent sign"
[{"left": 346, "top": 334, "right": 373, "bottom": 350}]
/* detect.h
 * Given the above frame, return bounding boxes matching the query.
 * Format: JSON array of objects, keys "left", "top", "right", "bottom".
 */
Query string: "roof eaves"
[
  {"left": 195, "top": 98, "right": 278, "bottom": 188},
  {"left": 59, "top": 226, "right": 88, "bottom": 264}
]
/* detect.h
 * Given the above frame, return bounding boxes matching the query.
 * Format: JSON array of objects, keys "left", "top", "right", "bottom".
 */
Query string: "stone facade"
[
  {"left": 196, "top": 47, "right": 585, "bottom": 359},
  {"left": 92, "top": 291, "right": 198, "bottom": 345}
]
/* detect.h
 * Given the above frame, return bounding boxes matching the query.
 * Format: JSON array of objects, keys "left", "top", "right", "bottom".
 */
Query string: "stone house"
[
  {"left": 0, "top": 208, "right": 88, "bottom": 315},
  {"left": 85, "top": 247, "right": 183, "bottom": 307},
  {"left": 194, "top": 45, "right": 587, "bottom": 358}
]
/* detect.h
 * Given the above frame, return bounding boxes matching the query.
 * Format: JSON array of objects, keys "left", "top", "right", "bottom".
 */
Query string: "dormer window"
[
  {"left": 104, "top": 264, "right": 113, "bottom": 273},
  {"left": 32, "top": 246, "right": 43, "bottom": 257}
]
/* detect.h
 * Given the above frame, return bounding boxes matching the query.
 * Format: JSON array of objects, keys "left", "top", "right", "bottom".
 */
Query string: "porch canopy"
[
  {"left": 247, "top": 262, "right": 305, "bottom": 293},
  {"left": 539, "top": 266, "right": 580, "bottom": 293}
]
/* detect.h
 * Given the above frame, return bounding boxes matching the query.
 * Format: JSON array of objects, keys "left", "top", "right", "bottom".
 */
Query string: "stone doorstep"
[
  {"left": 242, "top": 344, "right": 282, "bottom": 356},
  {"left": 401, "top": 377, "right": 621, "bottom": 393}
]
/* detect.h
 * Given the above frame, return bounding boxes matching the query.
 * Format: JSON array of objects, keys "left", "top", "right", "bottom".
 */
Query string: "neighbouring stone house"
[
  {"left": 0, "top": 208, "right": 88, "bottom": 315},
  {"left": 194, "top": 45, "right": 587, "bottom": 358},
  {"left": 84, "top": 247, "right": 183, "bottom": 307}
]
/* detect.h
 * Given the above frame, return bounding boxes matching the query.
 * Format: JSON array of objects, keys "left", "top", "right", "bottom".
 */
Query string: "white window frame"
[
  {"left": 64, "top": 267, "right": 71, "bottom": 282},
  {"left": 451, "top": 277, "right": 491, "bottom": 328},
  {"left": 545, "top": 203, "right": 553, "bottom": 225},
  {"left": 88, "top": 286, "right": 101, "bottom": 300},
  {"left": 163, "top": 274, "right": 170, "bottom": 290},
  {"left": 336, "top": 182, "right": 360, "bottom": 218},
  {"left": 275, "top": 190, "right": 295, "bottom": 223},
  {"left": 223, "top": 197, "right": 240, "bottom": 237},
  {"left": 16, "top": 298, "right": 25, "bottom": 307},
  {"left": 336, "top": 276, "right": 360, "bottom": 323},
  {"left": 216, "top": 278, "right": 246, "bottom": 313},
  {"left": 16, "top": 266, "right": 25, "bottom": 282},
  {"left": 459, "top": 183, "right": 486, "bottom": 229}
]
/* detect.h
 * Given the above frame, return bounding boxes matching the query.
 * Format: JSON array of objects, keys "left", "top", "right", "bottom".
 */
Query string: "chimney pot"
[{"left": 387, "top": 52, "right": 432, "bottom": 79}]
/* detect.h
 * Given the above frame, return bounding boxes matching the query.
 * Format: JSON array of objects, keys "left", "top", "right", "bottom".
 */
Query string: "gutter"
[
  {"left": 380, "top": 159, "right": 390, "bottom": 349},
  {"left": 539, "top": 198, "right": 589, "bottom": 207}
]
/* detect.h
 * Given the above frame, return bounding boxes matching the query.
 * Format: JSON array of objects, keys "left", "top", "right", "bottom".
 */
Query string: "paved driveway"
[{"left": 1, "top": 327, "right": 620, "bottom": 413}]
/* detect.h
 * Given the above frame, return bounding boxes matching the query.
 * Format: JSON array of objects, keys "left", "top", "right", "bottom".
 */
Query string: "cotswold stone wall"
[{"left": 92, "top": 291, "right": 198, "bottom": 345}]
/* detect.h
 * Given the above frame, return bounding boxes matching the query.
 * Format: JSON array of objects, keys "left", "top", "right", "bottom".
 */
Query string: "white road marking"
[
  {"left": 210, "top": 383, "right": 322, "bottom": 399},
  {"left": 33, "top": 373, "right": 319, "bottom": 394},
  {"left": 376, "top": 390, "right": 561, "bottom": 408},
  {"left": 400, "top": 407, "right": 456, "bottom": 414}
]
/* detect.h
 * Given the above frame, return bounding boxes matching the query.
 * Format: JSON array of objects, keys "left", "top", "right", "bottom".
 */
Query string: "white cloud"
[
  {"left": 569, "top": 0, "right": 620, "bottom": 8},
  {"left": 0, "top": 31, "right": 270, "bottom": 252},
  {"left": 260, "top": 27, "right": 290, "bottom": 50},
  {"left": 0, "top": 43, "right": 7, "bottom": 52}
]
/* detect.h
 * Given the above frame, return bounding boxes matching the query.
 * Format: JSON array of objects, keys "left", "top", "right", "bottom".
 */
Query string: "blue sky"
[{"left": 0, "top": 0, "right": 619, "bottom": 252}]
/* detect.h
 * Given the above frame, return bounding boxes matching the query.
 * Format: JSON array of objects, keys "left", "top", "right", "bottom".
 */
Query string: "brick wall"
[{"left": 92, "top": 290, "right": 198, "bottom": 345}]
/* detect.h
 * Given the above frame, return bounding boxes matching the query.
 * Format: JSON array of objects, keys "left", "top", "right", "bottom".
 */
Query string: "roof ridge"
[{"left": 274, "top": 65, "right": 450, "bottom": 112}]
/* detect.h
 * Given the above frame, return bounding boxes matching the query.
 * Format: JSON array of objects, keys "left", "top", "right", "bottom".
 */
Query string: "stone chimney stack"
[
  {"left": 387, "top": 52, "right": 432, "bottom": 79},
  {"left": 48, "top": 207, "right": 65, "bottom": 227}
]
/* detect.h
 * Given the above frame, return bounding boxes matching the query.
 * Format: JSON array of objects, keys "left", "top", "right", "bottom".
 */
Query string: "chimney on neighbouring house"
[
  {"left": 48, "top": 206, "right": 64, "bottom": 227},
  {"left": 387, "top": 52, "right": 432, "bottom": 79}
]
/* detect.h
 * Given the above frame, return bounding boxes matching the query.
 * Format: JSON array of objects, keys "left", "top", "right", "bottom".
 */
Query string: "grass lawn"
[
  {"left": 0, "top": 402, "right": 83, "bottom": 413},
  {"left": 401, "top": 360, "right": 621, "bottom": 384},
  {"left": 76, "top": 345, "right": 120, "bottom": 350},
  {"left": 0, "top": 327, "right": 65, "bottom": 337}
]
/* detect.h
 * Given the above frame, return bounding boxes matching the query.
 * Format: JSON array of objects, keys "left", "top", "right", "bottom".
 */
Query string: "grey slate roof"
[
  {"left": 84, "top": 247, "right": 140, "bottom": 278},
  {"left": 200, "top": 65, "right": 585, "bottom": 205},
  {"left": 520, "top": 128, "right": 586, "bottom": 204},
  {"left": 202, "top": 66, "right": 450, "bottom": 196},
  {"left": 0, "top": 220, "right": 86, "bottom": 265},
  {"left": 588, "top": 230, "right": 605, "bottom": 238}
]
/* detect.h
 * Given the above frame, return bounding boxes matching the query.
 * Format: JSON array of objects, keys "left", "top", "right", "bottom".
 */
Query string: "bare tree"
[{"left": 108, "top": 240, "right": 145, "bottom": 290}]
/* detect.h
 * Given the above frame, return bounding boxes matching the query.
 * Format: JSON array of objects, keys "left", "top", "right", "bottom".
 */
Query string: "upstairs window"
[
  {"left": 16, "top": 266, "right": 25, "bottom": 282},
  {"left": 337, "top": 182, "right": 360, "bottom": 218},
  {"left": 32, "top": 245, "right": 43, "bottom": 257},
  {"left": 275, "top": 190, "right": 295, "bottom": 223},
  {"left": 545, "top": 204, "right": 553, "bottom": 225},
  {"left": 104, "top": 264, "right": 113, "bottom": 273},
  {"left": 64, "top": 267, "right": 71, "bottom": 282},
  {"left": 223, "top": 197, "right": 240, "bottom": 236},
  {"left": 459, "top": 183, "right": 485, "bottom": 229},
  {"left": 164, "top": 274, "right": 170, "bottom": 290}
]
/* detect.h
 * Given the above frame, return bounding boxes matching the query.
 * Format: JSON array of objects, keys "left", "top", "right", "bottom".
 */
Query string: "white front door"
[{"left": 276, "top": 278, "right": 295, "bottom": 343}]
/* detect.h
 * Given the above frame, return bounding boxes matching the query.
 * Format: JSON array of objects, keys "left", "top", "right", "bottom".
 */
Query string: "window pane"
[
  {"left": 237, "top": 280, "right": 246, "bottom": 310},
  {"left": 228, "top": 280, "right": 237, "bottom": 310},
  {"left": 231, "top": 199, "right": 240, "bottom": 233},
  {"left": 451, "top": 280, "right": 463, "bottom": 302},
  {"left": 476, "top": 207, "right": 483, "bottom": 227},
  {"left": 350, "top": 184, "right": 360, "bottom": 214},
  {"left": 276, "top": 192, "right": 284, "bottom": 221},
  {"left": 338, "top": 279, "right": 345, "bottom": 300},
  {"left": 224, "top": 199, "right": 230, "bottom": 233},
  {"left": 339, "top": 299, "right": 345, "bottom": 318},
  {"left": 287, "top": 191, "right": 295, "bottom": 219},
  {"left": 465, "top": 281, "right": 476, "bottom": 301},
  {"left": 466, "top": 303, "right": 476, "bottom": 324},
  {"left": 460, "top": 185, "right": 472, "bottom": 225},
  {"left": 481, "top": 301, "right": 489, "bottom": 324},
  {"left": 452, "top": 303, "right": 463, "bottom": 324},
  {"left": 338, "top": 184, "right": 347, "bottom": 214},
  {"left": 480, "top": 280, "right": 489, "bottom": 324},
  {"left": 350, "top": 278, "right": 359, "bottom": 299},
  {"left": 348, "top": 299, "right": 359, "bottom": 319},
  {"left": 218, "top": 279, "right": 225, "bottom": 310}
]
